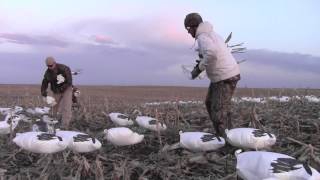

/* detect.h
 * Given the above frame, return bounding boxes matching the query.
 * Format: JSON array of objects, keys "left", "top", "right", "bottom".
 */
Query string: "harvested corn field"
[{"left": 0, "top": 85, "right": 319, "bottom": 180}]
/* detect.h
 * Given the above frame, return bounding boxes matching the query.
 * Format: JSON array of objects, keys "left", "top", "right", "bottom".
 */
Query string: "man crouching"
[{"left": 41, "top": 56, "right": 73, "bottom": 129}]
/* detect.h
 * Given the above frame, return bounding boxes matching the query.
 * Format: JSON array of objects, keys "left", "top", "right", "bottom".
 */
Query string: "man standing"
[
  {"left": 41, "top": 56, "right": 73, "bottom": 129},
  {"left": 184, "top": 13, "right": 240, "bottom": 137}
]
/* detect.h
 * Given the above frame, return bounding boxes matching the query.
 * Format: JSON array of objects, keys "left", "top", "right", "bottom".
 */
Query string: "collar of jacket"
[{"left": 195, "top": 21, "right": 213, "bottom": 39}]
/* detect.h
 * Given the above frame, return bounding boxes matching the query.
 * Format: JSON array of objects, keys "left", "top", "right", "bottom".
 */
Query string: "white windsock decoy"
[
  {"left": 26, "top": 108, "right": 36, "bottom": 115},
  {"left": 71, "top": 69, "right": 82, "bottom": 76},
  {"left": 103, "top": 127, "right": 144, "bottom": 146},
  {"left": 279, "top": 96, "right": 290, "bottom": 102},
  {"left": 32, "top": 115, "right": 58, "bottom": 134},
  {"left": 226, "top": 128, "right": 276, "bottom": 150},
  {"left": 135, "top": 116, "right": 167, "bottom": 131},
  {"left": 32, "top": 119, "right": 49, "bottom": 133},
  {"left": 13, "top": 132, "right": 68, "bottom": 153},
  {"left": 26, "top": 107, "right": 50, "bottom": 115},
  {"left": 0, "top": 108, "right": 11, "bottom": 115},
  {"left": 236, "top": 150, "right": 320, "bottom": 180},
  {"left": 55, "top": 130, "right": 101, "bottom": 153},
  {"left": 0, "top": 106, "right": 23, "bottom": 115},
  {"left": 35, "top": 107, "right": 50, "bottom": 115},
  {"left": 108, "top": 113, "right": 134, "bottom": 126},
  {"left": 179, "top": 131, "right": 225, "bottom": 152},
  {"left": 0, "top": 113, "right": 27, "bottom": 134}
]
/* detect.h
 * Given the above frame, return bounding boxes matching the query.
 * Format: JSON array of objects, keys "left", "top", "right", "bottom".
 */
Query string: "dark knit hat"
[{"left": 184, "top": 13, "right": 203, "bottom": 28}]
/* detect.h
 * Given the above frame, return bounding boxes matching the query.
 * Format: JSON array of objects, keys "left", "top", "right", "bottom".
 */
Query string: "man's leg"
[
  {"left": 59, "top": 86, "right": 73, "bottom": 129},
  {"left": 210, "top": 81, "right": 224, "bottom": 137},
  {"left": 210, "top": 80, "right": 237, "bottom": 138},
  {"left": 52, "top": 93, "right": 62, "bottom": 118},
  {"left": 205, "top": 83, "right": 214, "bottom": 121}
]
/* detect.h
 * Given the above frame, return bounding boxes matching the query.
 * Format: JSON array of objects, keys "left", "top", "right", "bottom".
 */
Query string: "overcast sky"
[{"left": 0, "top": 0, "right": 319, "bottom": 88}]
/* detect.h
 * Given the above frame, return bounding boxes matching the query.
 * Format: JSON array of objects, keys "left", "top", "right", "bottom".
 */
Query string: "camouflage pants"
[
  {"left": 53, "top": 86, "right": 73, "bottom": 129},
  {"left": 205, "top": 75, "right": 240, "bottom": 137}
]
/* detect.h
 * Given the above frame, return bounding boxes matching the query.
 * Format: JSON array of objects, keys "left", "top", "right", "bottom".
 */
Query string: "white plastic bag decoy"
[
  {"left": 226, "top": 128, "right": 276, "bottom": 150},
  {"left": 56, "top": 74, "right": 65, "bottom": 84},
  {"left": 236, "top": 151, "right": 320, "bottom": 180},
  {"left": 13, "top": 132, "right": 67, "bottom": 154},
  {"left": 108, "top": 113, "right": 134, "bottom": 126},
  {"left": 135, "top": 116, "right": 167, "bottom": 131},
  {"left": 179, "top": 131, "right": 225, "bottom": 152},
  {"left": 55, "top": 130, "right": 101, "bottom": 153},
  {"left": 104, "top": 127, "right": 144, "bottom": 146}
]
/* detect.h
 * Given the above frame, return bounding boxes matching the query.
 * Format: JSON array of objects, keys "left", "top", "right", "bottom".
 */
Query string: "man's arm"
[
  {"left": 190, "top": 56, "right": 203, "bottom": 80},
  {"left": 41, "top": 72, "right": 49, "bottom": 97}
]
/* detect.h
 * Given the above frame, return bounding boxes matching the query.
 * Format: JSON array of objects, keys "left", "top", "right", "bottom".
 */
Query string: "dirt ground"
[{"left": 0, "top": 85, "right": 319, "bottom": 180}]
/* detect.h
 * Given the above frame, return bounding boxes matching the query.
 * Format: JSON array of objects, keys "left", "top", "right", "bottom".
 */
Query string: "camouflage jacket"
[{"left": 41, "top": 63, "right": 72, "bottom": 96}]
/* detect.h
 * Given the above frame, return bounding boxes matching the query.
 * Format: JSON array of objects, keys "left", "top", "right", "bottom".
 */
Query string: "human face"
[
  {"left": 186, "top": 26, "right": 197, "bottom": 38},
  {"left": 47, "top": 62, "right": 56, "bottom": 70}
]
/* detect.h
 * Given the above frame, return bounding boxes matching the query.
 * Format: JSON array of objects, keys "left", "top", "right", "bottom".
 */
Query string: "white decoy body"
[
  {"left": 0, "top": 106, "right": 23, "bottom": 115},
  {"left": 55, "top": 130, "right": 102, "bottom": 153},
  {"left": 26, "top": 107, "right": 50, "bottom": 115},
  {"left": 226, "top": 128, "right": 276, "bottom": 150},
  {"left": 0, "top": 113, "right": 29, "bottom": 134},
  {"left": 13, "top": 131, "right": 68, "bottom": 154},
  {"left": 179, "top": 131, "right": 225, "bottom": 152},
  {"left": 135, "top": 116, "right": 167, "bottom": 131},
  {"left": 236, "top": 150, "right": 320, "bottom": 180},
  {"left": 0, "top": 108, "right": 11, "bottom": 115},
  {"left": 104, "top": 127, "right": 144, "bottom": 146},
  {"left": 108, "top": 112, "right": 134, "bottom": 126}
]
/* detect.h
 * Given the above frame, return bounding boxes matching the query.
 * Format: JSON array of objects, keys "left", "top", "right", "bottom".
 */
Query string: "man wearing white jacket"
[{"left": 184, "top": 13, "right": 240, "bottom": 137}]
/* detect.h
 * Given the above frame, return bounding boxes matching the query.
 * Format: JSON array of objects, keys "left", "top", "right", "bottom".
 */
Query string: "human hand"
[
  {"left": 46, "top": 96, "right": 57, "bottom": 106},
  {"left": 190, "top": 60, "right": 202, "bottom": 80}
]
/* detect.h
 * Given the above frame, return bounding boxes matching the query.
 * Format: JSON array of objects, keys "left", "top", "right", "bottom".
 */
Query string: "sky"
[{"left": 0, "top": 0, "right": 319, "bottom": 88}]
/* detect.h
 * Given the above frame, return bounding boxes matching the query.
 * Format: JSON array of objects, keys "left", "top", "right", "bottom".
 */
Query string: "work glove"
[
  {"left": 190, "top": 60, "right": 202, "bottom": 80},
  {"left": 45, "top": 96, "right": 57, "bottom": 107}
]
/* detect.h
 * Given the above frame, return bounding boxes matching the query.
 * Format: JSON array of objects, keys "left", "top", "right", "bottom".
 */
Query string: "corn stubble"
[{"left": 0, "top": 85, "right": 319, "bottom": 179}]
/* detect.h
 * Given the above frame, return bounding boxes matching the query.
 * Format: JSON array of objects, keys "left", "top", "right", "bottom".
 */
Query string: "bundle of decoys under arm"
[{"left": 1, "top": 105, "right": 319, "bottom": 179}]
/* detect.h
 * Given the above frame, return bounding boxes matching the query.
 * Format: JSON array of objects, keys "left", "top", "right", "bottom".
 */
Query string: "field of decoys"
[{"left": 0, "top": 85, "right": 319, "bottom": 180}]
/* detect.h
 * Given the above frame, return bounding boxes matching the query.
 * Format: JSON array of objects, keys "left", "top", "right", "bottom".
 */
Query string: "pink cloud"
[
  {"left": 92, "top": 34, "right": 115, "bottom": 44},
  {"left": 160, "top": 24, "right": 191, "bottom": 44},
  {"left": 148, "top": 17, "right": 192, "bottom": 45}
]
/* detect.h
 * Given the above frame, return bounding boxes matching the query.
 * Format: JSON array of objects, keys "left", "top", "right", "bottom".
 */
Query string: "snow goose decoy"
[
  {"left": 236, "top": 150, "right": 320, "bottom": 180},
  {"left": 226, "top": 128, "right": 276, "bottom": 150},
  {"left": 55, "top": 130, "right": 101, "bottom": 153},
  {"left": 32, "top": 115, "right": 58, "bottom": 134},
  {"left": 135, "top": 116, "right": 167, "bottom": 131},
  {"left": 104, "top": 127, "right": 144, "bottom": 146},
  {"left": 0, "top": 106, "right": 23, "bottom": 115},
  {"left": 26, "top": 107, "right": 50, "bottom": 116},
  {"left": 0, "top": 108, "right": 11, "bottom": 115},
  {"left": 0, "top": 113, "right": 29, "bottom": 134},
  {"left": 179, "top": 131, "right": 225, "bottom": 152},
  {"left": 13, "top": 131, "right": 68, "bottom": 154},
  {"left": 107, "top": 112, "right": 134, "bottom": 126},
  {"left": 71, "top": 69, "right": 82, "bottom": 76}
]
